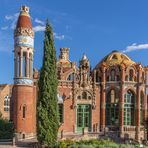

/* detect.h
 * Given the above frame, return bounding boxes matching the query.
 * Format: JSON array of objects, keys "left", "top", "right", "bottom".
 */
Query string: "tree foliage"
[
  {"left": 37, "top": 20, "right": 59, "bottom": 146},
  {"left": 0, "top": 113, "right": 14, "bottom": 139}
]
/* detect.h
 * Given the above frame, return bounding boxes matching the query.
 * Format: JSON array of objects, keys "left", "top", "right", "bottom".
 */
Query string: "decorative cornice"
[{"left": 14, "top": 28, "right": 34, "bottom": 38}]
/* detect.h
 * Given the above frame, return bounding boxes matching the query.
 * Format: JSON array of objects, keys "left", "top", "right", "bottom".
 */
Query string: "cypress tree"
[{"left": 37, "top": 21, "right": 59, "bottom": 146}]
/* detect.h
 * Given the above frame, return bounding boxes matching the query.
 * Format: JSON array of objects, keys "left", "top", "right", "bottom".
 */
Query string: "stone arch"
[
  {"left": 124, "top": 87, "right": 136, "bottom": 96},
  {"left": 106, "top": 86, "right": 120, "bottom": 94}
]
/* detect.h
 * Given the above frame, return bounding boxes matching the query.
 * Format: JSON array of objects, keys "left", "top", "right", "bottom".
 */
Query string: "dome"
[
  {"left": 97, "top": 50, "right": 135, "bottom": 67},
  {"left": 16, "top": 6, "right": 32, "bottom": 29}
]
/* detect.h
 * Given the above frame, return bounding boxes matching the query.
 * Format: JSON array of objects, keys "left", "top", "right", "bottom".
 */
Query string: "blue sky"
[{"left": 1, "top": 0, "right": 148, "bottom": 84}]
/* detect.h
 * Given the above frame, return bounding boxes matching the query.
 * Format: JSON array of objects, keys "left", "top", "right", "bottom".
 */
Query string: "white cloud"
[
  {"left": 5, "top": 15, "right": 13, "bottom": 20},
  {"left": 33, "top": 25, "right": 45, "bottom": 32},
  {"left": 35, "top": 18, "right": 44, "bottom": 25},
  {"left": 1, "top": 26, "right": 8, "bottom": 30},
  {"left": 5, "top": 13, "right": 19, "bottom": 20},
  {"left": 53, "top": 33, "right": 64, "bottom": 40},
  {"left": 4, "top": 13, "right": 19, "bottom": 29},
  {"left": 122, "top": 43, "right": 148, "bottom": 53},
  {"left": 32, "top": 25, "right": 65, "bottom": 41},
  {"left": 32, "top": 25, "right": 65, "bottom": 40}
]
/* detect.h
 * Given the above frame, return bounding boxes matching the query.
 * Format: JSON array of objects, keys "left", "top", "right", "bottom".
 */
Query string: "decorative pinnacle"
[
  {"left": 20, "top": 6, "right": 29, "bottom": 13},
  {"left": 82, "top": 53, "right": 88, "bottom": 60}
]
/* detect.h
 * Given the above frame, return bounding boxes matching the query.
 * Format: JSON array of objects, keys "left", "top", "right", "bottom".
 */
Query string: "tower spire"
[
  {"left": 12, "top": 6, "right": 36, "bottom": 140},
  {"left": 14, "top": 5, "right": 34, "bottom": 84},
  {"left": 16, "top": 6, "right": 32, "bottom": 29}
]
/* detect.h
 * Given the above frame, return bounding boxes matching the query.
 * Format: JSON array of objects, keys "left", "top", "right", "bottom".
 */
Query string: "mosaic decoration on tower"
[
  {"left": 14, "top": 78, "right": 33, "bottom": 85},
  {"left": 15, "top": 35, "right": 34, "bottom": 48}
]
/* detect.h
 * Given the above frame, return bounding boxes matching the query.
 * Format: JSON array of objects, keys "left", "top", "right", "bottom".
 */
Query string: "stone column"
[
  {"left": 26, "top": 51, "right": 29, "bottom": 77},
  {"left": 120, "top": 66, "right": 125, "bottom": 137},
  {"left": 144, "top": 91, "right": 147, "bottom": 140},
  {"left": 136, "top": 67, "right": 141, "bottom": 142},
  {"left": 30, "top": 53, "right": 33, "bottom": 78},
  {"left": 100, "top": 66, "right": 106, "bottom": 132},
  {"left": 144, "top": 71, "right": 147, "bottom": 139},
  {"left": 20, "top": 51, "right": 23, "bottom": 77},
  {"left": 14, "top": 52, "right": 17, "bottom": 78}
]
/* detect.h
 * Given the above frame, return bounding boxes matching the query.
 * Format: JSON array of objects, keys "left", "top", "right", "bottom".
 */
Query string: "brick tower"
[{"left": 12, "top": 6, "right": 36, "bottom": 139}]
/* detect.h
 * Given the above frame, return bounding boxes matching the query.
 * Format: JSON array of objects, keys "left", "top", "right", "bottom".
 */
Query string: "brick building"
[
  {"left": 0, "top": 6, "right": 148, "bottom": 142},
  {"left": 0, "top": 84, "right": 13, "bottom": 119}
]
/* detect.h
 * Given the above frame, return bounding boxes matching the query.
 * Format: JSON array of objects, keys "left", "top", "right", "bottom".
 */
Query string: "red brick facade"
[
  {"left": 0, "top": 84, "right": 13, "bottom": 119},
  {"left": 0, "top": 6, "right": 147, "bottom": 143},
  {"left": 11, "top": 6, "right": 36, "bottom": 139},
  {"left": 12, "top": 85, "right": 36, "bottom": 139}
]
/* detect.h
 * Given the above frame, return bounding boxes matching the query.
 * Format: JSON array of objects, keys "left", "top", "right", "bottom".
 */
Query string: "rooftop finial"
[
  {"left": 82, "top": 53, "right": 88, "bottom": 60},
  {"left": 21, "top": 6, "right": 29, "bottom": 13}
]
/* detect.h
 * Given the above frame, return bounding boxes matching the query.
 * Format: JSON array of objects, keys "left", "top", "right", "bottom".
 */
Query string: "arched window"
[
  {"left": 4, "top": 95, "right": 10, "bottom": 112},
  {"left": 110, "top": 70, "right": 115, "bottom": 81},
  {"left": 129, "top": 69, "right": 134, "bottom": 81},
  {"left": 67, "top": 73, "right": 74, "bottom": 81},
  {"left": 125, "top": 75, "right": 128, "bottom": 81},
  {"left": 22, "top": 105, "right": 26, "bottom": 118},
  {"left": 106, "top": 89, "right": 119, "bottom": 126},
  {"left": 82, "top": 92, "right": 87, "bottom": 99},
  {"left": 124, "top": 90, "right": 135, "bottom": 125},
  {"left": 140, "top": 92, "right": 144, "bottom": 125}
]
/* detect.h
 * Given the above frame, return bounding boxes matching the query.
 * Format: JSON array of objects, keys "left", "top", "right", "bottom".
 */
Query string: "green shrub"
[
  {"left": 55, "top": 139, "right": 148, "bottom": 148},
  {"left": 0, "top": 119, "right": 14, "bottom": 139}
]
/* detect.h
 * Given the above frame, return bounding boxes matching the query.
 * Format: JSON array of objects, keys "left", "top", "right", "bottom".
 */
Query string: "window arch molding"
[
  {"left": 76, "top": 90, "right": 93, "bottom": 101},
  {"left": 106, "top": 86, "right": 120, "bottom": 94},
  {"left": 124, "top": 87, "right": 136, "bottom": 96},
  {"left": 20, "top": 104, "right": 27, "bottom": 110}
]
